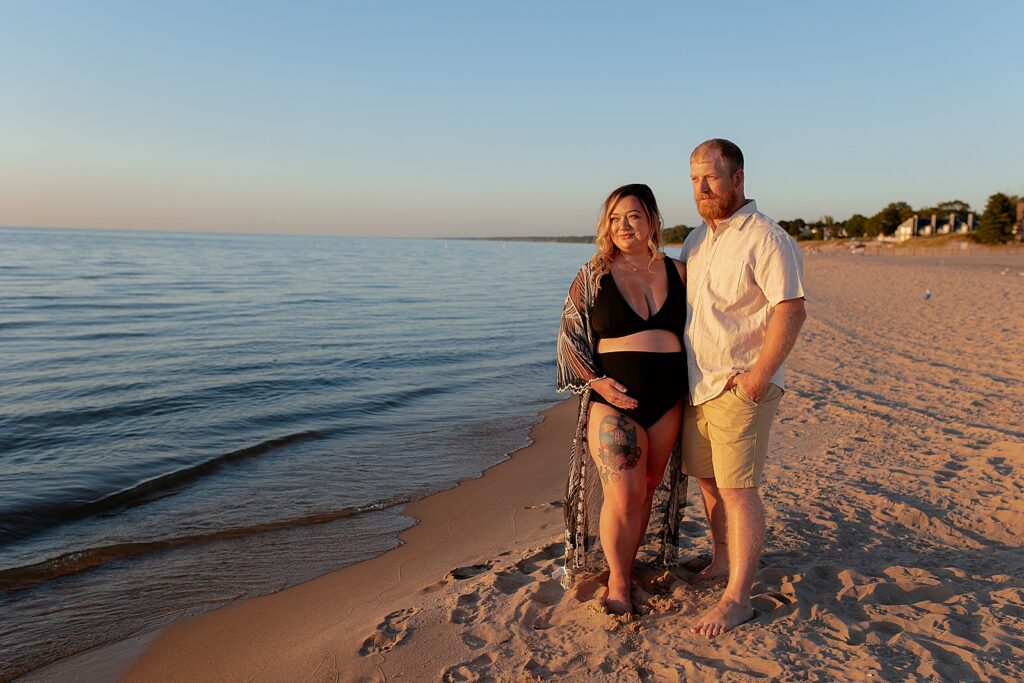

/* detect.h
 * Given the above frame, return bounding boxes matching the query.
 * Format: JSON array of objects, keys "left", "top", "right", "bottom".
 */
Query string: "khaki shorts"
[{"left": 681, "top": 383, "right": 784, "bottom": 488}]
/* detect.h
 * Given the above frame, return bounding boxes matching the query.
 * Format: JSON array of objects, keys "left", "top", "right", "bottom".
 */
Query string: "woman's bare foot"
[
  {"left": 690, "top": 598, "right": 755, "bottom": 638},
  {"left": 604, "top": 582, "right": 633, "bottom": 615}
]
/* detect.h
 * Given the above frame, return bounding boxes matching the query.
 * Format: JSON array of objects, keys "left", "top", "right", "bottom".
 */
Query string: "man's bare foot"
[
  {"left": 604, "top": 583, "right": 632, "bottom": 615},
  {"left": 686, "top": 560, "right": 729, "bottom": 585},
  {"left": 690, "top": 598, "right": 755, "bottom": 638}
]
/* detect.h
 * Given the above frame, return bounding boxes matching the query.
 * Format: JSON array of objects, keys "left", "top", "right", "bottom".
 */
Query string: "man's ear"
[{"left": 734, "top": 168, "right": 745, "bottom": 188}]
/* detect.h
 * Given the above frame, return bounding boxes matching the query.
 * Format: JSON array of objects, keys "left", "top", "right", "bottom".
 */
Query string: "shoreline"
[{"left": 21, "top": 398, "right": 579, "bottom": 682}]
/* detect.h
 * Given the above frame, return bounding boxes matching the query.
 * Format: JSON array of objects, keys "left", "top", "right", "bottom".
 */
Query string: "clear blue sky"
[{"left": 2, "top": 1, "right": 1022, "bottom": 237}]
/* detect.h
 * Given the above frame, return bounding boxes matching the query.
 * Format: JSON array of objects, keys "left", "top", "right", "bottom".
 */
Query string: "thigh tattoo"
[{"left": 597, "top": 414, "right": 642, "bottom": 483}]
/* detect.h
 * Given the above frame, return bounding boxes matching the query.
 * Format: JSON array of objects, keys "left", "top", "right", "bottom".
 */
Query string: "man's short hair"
[{"left": 692, "top": 138, "right": 744, "bottom": 174}]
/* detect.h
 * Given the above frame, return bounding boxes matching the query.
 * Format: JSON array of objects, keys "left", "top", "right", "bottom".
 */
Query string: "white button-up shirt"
[{"left": 680, "top": 200, "right": 806, "bottom": 405}]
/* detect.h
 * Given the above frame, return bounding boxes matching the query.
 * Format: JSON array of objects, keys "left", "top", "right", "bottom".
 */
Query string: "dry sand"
[{"left": 28, "top": 250, "right": 1024, "bottom": 682}]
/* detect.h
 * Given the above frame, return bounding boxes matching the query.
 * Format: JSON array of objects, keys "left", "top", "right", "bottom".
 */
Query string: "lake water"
[{"left": 0, "top": 228, "right": 594, "bottom": 678}]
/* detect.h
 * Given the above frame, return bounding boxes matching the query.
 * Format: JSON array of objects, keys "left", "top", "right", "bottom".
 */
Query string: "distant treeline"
[
  {"left": 778, "top": 192, "right": 1020, "bottom": 244},
  {"left": 458, "top": 192, "right": 1020, "bottom": 247},
  {"left": 661, "top": 225, "right": 693, "bottom": 244},
  {"left": 459, "top": 224, "right": 695, "bottom": 245},
  {"left": 457, "top": 235, "right": 595, "bottom": 244}
]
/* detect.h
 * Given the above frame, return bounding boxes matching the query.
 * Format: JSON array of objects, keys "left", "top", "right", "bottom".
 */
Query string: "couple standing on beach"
[{"left": 557, "top": 139, "right": 807, "bottom": 637}]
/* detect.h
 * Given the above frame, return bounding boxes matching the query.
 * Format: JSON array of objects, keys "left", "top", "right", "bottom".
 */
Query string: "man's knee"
[
  {"left": 718, "top": 487, "right": 765, "bottom": 517},
  {"left": 718, "top": 486, "right": 760, "bottom": 501}
]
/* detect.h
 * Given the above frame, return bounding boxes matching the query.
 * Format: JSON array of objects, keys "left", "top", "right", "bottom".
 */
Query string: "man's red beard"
[{"left": 696, "top": 189, "right": 737, "bottom": 221}]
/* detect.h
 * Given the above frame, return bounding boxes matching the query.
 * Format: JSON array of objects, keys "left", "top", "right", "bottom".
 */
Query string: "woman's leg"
[
  {"left": 587, "top": 402, "right": 649, "bottom": 614},
  {"left": 632, "top": 400, "right": 683, "bottom": 560}
]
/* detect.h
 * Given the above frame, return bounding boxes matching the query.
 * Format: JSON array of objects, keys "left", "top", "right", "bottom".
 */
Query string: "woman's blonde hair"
[{"left": 589, "top": 183, "right": 664, "bottom": 288}]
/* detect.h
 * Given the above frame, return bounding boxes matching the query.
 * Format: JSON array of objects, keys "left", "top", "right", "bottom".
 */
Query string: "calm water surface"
[{"left": 0, "top": 228, "right": 594, "bottom": 678}]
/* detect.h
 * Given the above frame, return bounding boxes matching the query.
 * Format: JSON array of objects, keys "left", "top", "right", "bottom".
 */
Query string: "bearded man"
[{"left": 680, "top": 139, "right": 807, "bottom": 637}]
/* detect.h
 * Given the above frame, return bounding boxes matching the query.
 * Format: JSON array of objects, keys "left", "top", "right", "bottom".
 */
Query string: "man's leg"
[
  {"left": 688, "top": 476, "right": 728, "bottom": 583},
  {"left": 680, "top": 401, "right": 722, "bottom": 578},
  {"left": 690, "top": 384, "right": 782, "bottom": 637},
  {"left": 691, "top": 486, "right": 763, "bottom": 636}
]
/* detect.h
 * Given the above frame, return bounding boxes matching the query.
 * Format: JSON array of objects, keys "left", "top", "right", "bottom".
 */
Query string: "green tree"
[
  {"left": 661, "top": 224, "right": 693, "bottom": 244},
  {"left": 778, "top": 218, "right": 806, "bottom": 239},
  {"left": 918, "top": 199, "right": 972, "bottom": 216},
  {"left": 866, "top": 202, "right": 914, "bottom": 237},
  {"left": 843, "top": 213, "right": 869, "bottom": 238},
  {"left": 975, "top": 193, "right": 1016, "bottom": 244}
]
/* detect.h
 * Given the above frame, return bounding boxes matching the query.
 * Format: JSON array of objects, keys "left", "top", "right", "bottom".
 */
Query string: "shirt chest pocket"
[{"left": 707, "top": 256, "right": 746, "bottom": 298}]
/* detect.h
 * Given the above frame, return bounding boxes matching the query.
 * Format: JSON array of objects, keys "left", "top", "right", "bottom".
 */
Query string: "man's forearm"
[{"left": 751, "top": 298, "right": 806, "bottom": 383}]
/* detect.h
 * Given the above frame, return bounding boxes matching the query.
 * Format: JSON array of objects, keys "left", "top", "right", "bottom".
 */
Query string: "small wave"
[
  {"left": 369, "top": 385, "right": 443, "bottom": 409},
  {"left": 2, "top": 376, "right": 344, "bottom": 452},
  {"left": 281, "top": 296, "right": 334, "bottom": 304},
  {"left": 0, "top": 320, "right": 49, "bottom": 332},
  {"left": 0, "top": 497, "right": 410, "bottom": 591},
  {"left": 0, "top": 430, "right": 327, "bottom": 545},
  {"left": 15, "top": 300, "right": 187, "bottom": 312},
  {"left": 62, "top": 330, "right": 154, "bottom": 341},
  {"left": 344, "top": 346, "right": 505, "bottom": 373},
  {"left": 79, "top": 271, "right": 143, "bottom": 279},
  {"left": 518, "top": 357, "right": 556, "bottom": 372}
]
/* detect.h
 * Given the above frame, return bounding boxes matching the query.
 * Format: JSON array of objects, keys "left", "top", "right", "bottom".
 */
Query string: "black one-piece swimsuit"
[{"left": 588, "top": 258, "right": 688, "bottom": 429}]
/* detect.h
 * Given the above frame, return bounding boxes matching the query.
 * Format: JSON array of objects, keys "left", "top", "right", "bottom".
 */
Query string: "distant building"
[
  {"left": 798, "top": 224, "right": 839, "bottom": 240},
  {"left": 894, "top": 212, "right": 975, "bottom": 242}
]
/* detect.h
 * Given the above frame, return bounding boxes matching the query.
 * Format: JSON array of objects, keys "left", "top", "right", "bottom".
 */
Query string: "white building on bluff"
[{"left": 894, "top": 212, "right": 975, "bottom": 242}]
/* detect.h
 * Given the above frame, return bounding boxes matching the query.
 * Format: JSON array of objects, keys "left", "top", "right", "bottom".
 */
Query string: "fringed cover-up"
[{"left": 556, "top": 261, "right": 688, "bottom": 590}]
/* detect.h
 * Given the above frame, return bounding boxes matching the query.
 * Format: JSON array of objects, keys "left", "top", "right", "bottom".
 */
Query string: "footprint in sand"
[
  {"left": 421, "top": 562, "right": 494, "bottom": 594},
  {"left": 491, "top": 568, "right": 532, "bottom": 595},
  {"left": 461, "top": 632, "right": 487, "bottom": 649},
  {"left": 358, "top": 607, "right": 418, "bottom": 656},
  {"left": 449, "top": 563, "right": 492, "bottom": 580},
  {"left": 858, "top": 580, "right": 956, "bottom": 606},
  {"left": 450, "top": 590, "right": 482, "bottom": 625},
  {"left": 751, "top": 592, "right": 796, "bottom": 614},
  {"left": 442, "top": 653, "right": 496, "bottom": 682},
  {"left": 515, "top": 542, "right": 564, "bottom": 575},
  {"left": 529, "top": 578, "right": 564, "bottom": 607}
]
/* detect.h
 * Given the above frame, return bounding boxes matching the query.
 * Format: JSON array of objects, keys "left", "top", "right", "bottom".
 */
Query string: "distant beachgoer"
[
  {"left": 557, "top": 183, "right": 689, "bottom": 614},
  {"left": 680, "top": 139, "right": 807, "bottom": 637}
]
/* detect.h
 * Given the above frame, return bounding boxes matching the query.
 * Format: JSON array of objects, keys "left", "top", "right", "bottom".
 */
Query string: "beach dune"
[{"left": 29, "top": 251, "right": 1024, "bottom": 682}]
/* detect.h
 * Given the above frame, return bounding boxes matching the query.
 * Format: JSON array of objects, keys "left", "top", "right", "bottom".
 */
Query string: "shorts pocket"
[
  {"left": 764, "top": 383, "right": 784, "bottom": 402},
  {"left": 734, "top": 383, "right": 784, "bottom": 406},
  {"left": 732, "top": 385, "right": 758, "bottom": 407}
]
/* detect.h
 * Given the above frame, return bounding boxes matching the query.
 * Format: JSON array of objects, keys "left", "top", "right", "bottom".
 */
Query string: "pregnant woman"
[{"left": 557, "top": 183, "right": 688, "bottom": 614}]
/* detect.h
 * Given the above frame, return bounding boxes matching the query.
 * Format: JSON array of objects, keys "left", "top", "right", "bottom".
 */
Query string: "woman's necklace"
[{"left": 620, "top": 254, "right": 647, "bottom": 272}]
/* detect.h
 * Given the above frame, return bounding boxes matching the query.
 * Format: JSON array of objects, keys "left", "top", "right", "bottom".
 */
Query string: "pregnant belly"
[{"left": 597, "top": 329, "right": 682, "bottom": 353}]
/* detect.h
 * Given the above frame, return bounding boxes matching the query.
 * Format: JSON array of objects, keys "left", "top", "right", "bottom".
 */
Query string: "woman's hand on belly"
[
  {"left": 597, "top": 329, "right": 682, "bottom": 354},
  {"left": 591, "top": 378, "right": 638, "bottom": 411}
]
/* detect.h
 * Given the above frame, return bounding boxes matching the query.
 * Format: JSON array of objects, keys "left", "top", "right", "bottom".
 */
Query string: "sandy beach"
[{"left": 26, "top": 249, "right": 1024, "bottom": 682}]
